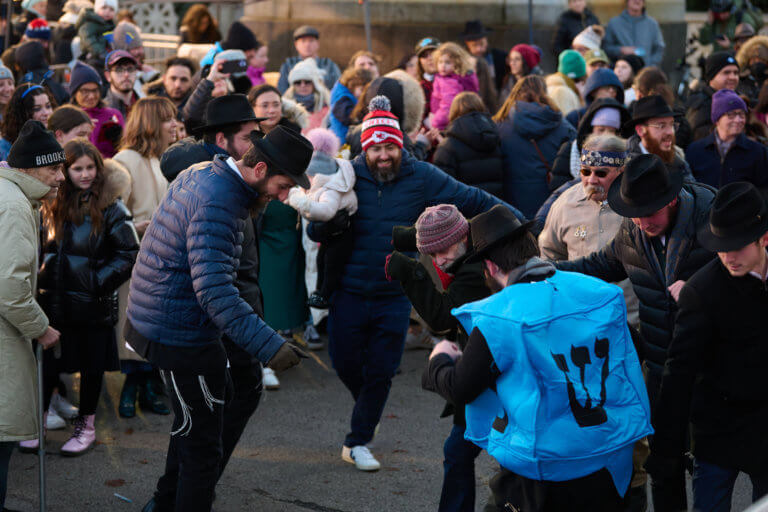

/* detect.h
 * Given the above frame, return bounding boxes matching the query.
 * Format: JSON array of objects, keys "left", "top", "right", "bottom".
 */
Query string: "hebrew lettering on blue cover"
[{"left": 551, "top": 338, "right": 610, "bottom": 427}]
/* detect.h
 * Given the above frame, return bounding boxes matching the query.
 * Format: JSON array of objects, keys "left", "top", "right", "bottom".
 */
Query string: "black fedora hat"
[
  {"left": 248, "top": 125, "right": 313, "bottom": 189},
  {"left": 197, "top": 94, "right": 266, "bottom": 134},
  {"left": 466, "top": 205, "right": 534, "bottom": 263},
  {"left": 459, "top": 20, "right": 493, "bottom": 41},
  {"left": 699, "top": 182, "right": 768, "bottom": 252},
  {"left": 607, "top": 153, "right": 684, "bottom": 218},
  {"left": 623, "top": 95, "right": 681, "bottom": 131}
]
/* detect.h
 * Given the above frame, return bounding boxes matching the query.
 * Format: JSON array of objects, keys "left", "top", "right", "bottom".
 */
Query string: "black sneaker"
[{"left": 307, "top": 292, "right": 330, "bottom": 309}]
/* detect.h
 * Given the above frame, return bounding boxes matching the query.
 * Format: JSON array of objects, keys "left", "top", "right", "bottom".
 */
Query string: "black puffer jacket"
[
  {"left": 38, "top": 197, "right": 139, "bottom": 327},
  {"left": 432, "top": 111, "right": 504, "bottom": 198},
  {"left": 556, "top": 183, "right": 715, "bottom": 370},
  {"left": 685, "top": 81, "right": 716, "bottom": 142},
  {"left": 552, "top": 8, "right": 600, "bottom": 57}
]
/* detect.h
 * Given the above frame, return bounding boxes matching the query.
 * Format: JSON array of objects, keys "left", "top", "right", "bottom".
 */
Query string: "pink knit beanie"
[{"left": 415, "top": 205, "right": 469, "bottom": 254}]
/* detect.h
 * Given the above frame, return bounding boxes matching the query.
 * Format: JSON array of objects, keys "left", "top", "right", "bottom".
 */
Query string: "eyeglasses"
[
  {"left": 111, "top": 65, "right": 137, "bottom": 75},
  {"left": 645, "top": 121, "right": 679, "bottom": 131},
  {"left": 293, "top": 80, "right": 313, "bottom": 86},
  {"left": 580, "top": 168, "right": 611, "bottom": 178},
  {"left": 78, "top": 87, "right": 101, "bottom": 96},
  {"left": 723, "top": 110, "right": 747, "bottom": 119}
]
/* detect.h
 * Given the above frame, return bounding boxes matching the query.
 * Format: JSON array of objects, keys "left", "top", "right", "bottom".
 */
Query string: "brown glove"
[{"left": 266, "top": 342, "right": 308, "bottom": 372}]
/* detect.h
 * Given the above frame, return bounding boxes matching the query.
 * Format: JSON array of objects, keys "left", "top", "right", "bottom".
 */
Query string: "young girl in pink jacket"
[{"left": 429, "top": 42, "right": 479, "bottom": 130}]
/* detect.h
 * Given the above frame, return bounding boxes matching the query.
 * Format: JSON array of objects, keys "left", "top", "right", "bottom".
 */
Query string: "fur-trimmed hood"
[
  {"left": 384, "top": 69, "right": 425, "bottom": 134},
  {"left": 281, "top": 97, "right": 309, "bottom": 130},
  {"left": 736, "top": 34, "right": 768, "bottom": 70},
  {"left": 103, "top": 158, "right": 132, "bottom": 204}
]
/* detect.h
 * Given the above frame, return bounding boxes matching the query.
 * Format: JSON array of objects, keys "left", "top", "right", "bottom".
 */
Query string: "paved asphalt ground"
[{"left": 4, "top": 344, "right": 755, "bottom": 511}]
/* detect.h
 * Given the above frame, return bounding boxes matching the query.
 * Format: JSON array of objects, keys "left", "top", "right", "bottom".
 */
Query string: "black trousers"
[
  {"left": 133, "top": 329, "right": 262, "bottom": 512},
  {"left": 485, "top": 467, "right": 626, "bottom": 512},
  {"left": 316, "top": 227, "right": 354, "bottom": 299}
]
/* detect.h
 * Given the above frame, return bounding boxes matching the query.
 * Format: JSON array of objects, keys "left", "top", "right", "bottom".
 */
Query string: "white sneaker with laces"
[
  {"left": 51, "top": 393, "right": 79, "bottom": 420},
  {"left": 341, "top": 445, "right": 381, "bottom": 471},
  {"left": 45, "top": 406, "right": 66, "bottom": 430},
  {"left": 262, "top": 367, "right": 280, "bottom": 390}
]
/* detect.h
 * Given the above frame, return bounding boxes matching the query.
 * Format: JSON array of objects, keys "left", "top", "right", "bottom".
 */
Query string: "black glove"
[
  {"left": 308, "top": 210, "right": 351, "bottom": 243},
  {"left": 392, "top": 225, "right": 417, "bottom": 252},
  {"left": 266, "top": 342, "right": 308, "bottom": 372},
  {"left": 384, "top": 250, "right": 420, "bottom": 282}
]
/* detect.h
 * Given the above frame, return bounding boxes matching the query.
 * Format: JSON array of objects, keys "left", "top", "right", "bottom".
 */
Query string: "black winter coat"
[
  {"left": 432, "top": 111, "right": 504, "bottom": 198},
  {"left": 556, "top": 183, "right": 715, "bottom": 370},
  {"left": 38, "top": 199, "right": 139, "bottom": 327},
  {"left": 652, "top": 258, "right": 768, "bottom": 474},
  {"left": 552, "top": 8, "right": 600, "bottom": 57},
  {"left": 685, "top": 81, "right": 716, "bottom": 142},
  {"left": 685, "top": 132, "right": 768, "bottom": 190}
]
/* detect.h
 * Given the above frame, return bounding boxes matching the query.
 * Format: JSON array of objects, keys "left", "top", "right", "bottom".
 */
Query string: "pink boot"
[
  {"left": 18, "top": 412, "right": 46, "bottom": 453},
  {"left": 60, "top": 415, "right": 95, "bottom": 457}
]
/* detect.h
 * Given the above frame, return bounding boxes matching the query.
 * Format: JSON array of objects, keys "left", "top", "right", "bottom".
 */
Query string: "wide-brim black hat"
[
  {"left": 248, "top": 125, "right": 312, "bottom": 189},
  {"left": 699, "top": 182, "right": 768, "bottom": 252},
  {"left": 607, "top": 153, "right": 684, "bottom": 218},
  {"left": 623, "top": 94, "right": 682, "bottom": 131},
  {"left": 459, "top": 20, "right": 493, "bottom": 41},
  {"left": 466, "top": 205, "right": 534, "bottom": 263},
  {"left": 196, "top": 94, "right": 266, "bottom": 134}
]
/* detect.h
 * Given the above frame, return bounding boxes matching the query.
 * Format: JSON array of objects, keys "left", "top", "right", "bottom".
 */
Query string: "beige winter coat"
[
  {"left": 545, "top": 72, "right": 583, "bottom": 117},
  {"left": 0, "top": 168, "right": 51, "bottom": 441},
  {"left": 286, "top": 158, "right": 358, "bottom": 221}
]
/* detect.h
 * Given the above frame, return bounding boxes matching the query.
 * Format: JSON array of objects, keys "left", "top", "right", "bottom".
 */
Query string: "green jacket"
[
  {"left": 76, "top": 8, "right": 115, "bottom": 60},
  {"left": 698, "top": 1, "right": 761, "bottom": 46},
  {"left": 0, "top": 167, "right": 50, "bottom": 442}
]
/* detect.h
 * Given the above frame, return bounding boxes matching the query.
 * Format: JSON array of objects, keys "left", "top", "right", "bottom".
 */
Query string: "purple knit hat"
[
  {"left": 711, "top": 89, "right": 747, "bottom": 124},
  {"left": 415, "top": 205, "right": 469, "bottom": 254}
]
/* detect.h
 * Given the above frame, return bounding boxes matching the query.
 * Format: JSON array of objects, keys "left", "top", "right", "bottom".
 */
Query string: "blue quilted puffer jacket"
[
  {"left": 126, "top": 156, "right": 284, "bottom": 363},
  {"left": 340, "top": 150, "right": 522, "bottom": 297}
]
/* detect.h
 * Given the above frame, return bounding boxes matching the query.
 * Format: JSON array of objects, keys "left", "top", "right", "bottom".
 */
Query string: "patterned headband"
[{"left": 580, "top": 149, "right": 627, "bottom": 168}]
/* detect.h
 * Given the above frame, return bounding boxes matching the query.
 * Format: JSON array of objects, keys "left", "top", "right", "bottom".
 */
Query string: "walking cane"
[{"left": 36, "top": 342, "right": 46, "bottom": 512}]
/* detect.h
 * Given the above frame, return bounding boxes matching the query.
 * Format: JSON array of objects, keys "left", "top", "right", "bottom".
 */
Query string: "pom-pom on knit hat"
[
  {"left": 25, "top": 19, "right": 51, "bottom": 41},
  {"left": 415, "top": 204, "right": 470, "bottom": 255},
  {"left": 361, "top": 95, "right": 404, "bottom": 152}
]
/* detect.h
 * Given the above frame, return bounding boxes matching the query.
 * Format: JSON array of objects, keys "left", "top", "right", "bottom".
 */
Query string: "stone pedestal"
[{"left": 243, "top": 0, "right": 686, "bottom": 76}]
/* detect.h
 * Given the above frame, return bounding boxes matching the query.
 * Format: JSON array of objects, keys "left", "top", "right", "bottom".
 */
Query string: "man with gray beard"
[{"left": 539, "top": 134, "right": 639, "bottom": 326}]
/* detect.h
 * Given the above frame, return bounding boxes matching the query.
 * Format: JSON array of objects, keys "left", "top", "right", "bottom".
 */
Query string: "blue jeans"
[
  {"left": 692, "top": 459, "right": 768, "bottom": 512},
  {"left": 440, "top": 425, "right": 482, "bottom": 512},
  {"left": 0, "top": 441, "right": 15, "bottom": 509},
  {"left": 328, "top": 290, "right": 410, "bottom": 447}
]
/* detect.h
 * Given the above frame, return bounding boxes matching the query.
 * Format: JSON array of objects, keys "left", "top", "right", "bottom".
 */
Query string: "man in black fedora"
[
  {"left": 625, "top": 95, "right": 692, "bottom": 181},
  {"left": 161, "top": 93, "right": 265, "bottom": 182},
  {"left": 127, "top": 125, "right": 313, "bottom": 512},
  {"left": 423, "top": 204, "right": 653, "bottom": 511},
  {"left": 557, "top": 152, "right": 715, "bottom": 510},
  {"left": 460, "top": 20, "right": 507, "bottom": 91},
  {"left": 647, "top": 182, "right": 768, "bottom": 511}
]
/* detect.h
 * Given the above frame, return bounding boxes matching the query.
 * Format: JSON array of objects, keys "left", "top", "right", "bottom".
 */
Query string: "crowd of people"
[{"left": 0, "top": 0, "right": 768, "bottom": 510}]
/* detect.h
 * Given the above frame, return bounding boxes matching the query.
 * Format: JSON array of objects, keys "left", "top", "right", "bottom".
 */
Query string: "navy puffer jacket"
[
  {"left": 126, "top": 156, "right": 284, "bottom": 363},
  {"left": 338, "top": 150, "right": 520, "bottom": 297}
]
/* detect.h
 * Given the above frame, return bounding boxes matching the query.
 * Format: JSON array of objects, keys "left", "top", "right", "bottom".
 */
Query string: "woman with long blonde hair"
[
  {"left": 112, "top": 96, "right": 178, "bottom": 418},
  {"left": 494, "top": 75, "right": 576, "bottom": 218}
]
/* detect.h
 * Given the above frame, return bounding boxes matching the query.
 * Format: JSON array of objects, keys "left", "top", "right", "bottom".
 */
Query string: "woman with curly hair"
[
  {"left": 180, "top": 4, "right": 221, "bottom": 44},
  {"left": 113, "top": 96, "right": 177, "bottom": 417},
  {"left": 19, "top": 138, "right": 139, "bottom": 456},
  {"left": 0, "top": 82, "right": 55, "bottom": 160}
]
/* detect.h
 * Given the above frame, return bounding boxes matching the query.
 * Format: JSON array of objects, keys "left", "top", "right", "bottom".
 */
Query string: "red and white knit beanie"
[
  {"left": 361, "top": 95, "right": 404, "bottom": 152},
  {"left": 415, "top": 204, "right": 469, "bottom": 254}
]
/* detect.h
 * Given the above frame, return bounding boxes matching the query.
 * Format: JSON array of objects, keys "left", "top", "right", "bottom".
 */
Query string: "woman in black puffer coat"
[
  {"left": 36, "top": 138, "right": 139, "bottom": 457},
  {"left": 433, "top": 91, "right": 504, "bottom": 198}
]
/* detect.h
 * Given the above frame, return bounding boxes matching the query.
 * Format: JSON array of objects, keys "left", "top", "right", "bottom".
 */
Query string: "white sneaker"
[
  {"left": 51, "top": 393, "right": 79, "bottom": 420},
  {"left": 45, "top": 406, "right": 66, "bottom": 430},
  {"left": 303, "top": 324, "right": 324, "bottom": 351},
  {"left": 262, "top": 367, "right": 280, "bottom": 390},
  {"left": 341, "top": 445, "right": 381, "bottom": 471}
]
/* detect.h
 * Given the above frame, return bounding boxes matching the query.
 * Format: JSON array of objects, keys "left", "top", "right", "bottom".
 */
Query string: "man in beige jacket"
[{"left": 0, "top": 120, "right": 65, "bottom": 510}]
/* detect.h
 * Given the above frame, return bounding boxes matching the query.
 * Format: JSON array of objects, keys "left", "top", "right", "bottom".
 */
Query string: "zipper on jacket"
[{"left": 377, "top": 187, "right": 382, "bottom": 207}]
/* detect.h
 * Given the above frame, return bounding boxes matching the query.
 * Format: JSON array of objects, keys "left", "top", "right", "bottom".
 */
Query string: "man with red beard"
[
  {"left": 556, "top": 153, "right": 715, "bottom": 510},
  {"left": 626, "top": 95, "right": 693, "bottom": 182}
]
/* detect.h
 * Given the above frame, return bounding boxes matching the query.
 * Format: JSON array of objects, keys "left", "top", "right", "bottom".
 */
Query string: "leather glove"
[
  {"left": 392, "top": 225, "right": 417, "bottom": 252},
  {"left": 385, "top": 250, "right": 418, "bottom": 282},
  {"left": 266, "top": 342, "right": 308, "bottom": 372}
]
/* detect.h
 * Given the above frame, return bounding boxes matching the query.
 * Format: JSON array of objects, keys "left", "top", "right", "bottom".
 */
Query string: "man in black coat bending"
[{"left": 647, "top": 182, "right": 768, "bottom": 512}]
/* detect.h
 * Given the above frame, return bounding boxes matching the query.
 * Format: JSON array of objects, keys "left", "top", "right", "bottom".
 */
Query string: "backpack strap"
[{"left": 530, "top": 138, "right": 553, "bottom": 183}]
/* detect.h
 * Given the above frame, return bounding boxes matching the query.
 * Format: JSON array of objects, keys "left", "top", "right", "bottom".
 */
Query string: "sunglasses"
[{"left": 580, "top": 168, "right": 611, "bottom": 178}]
